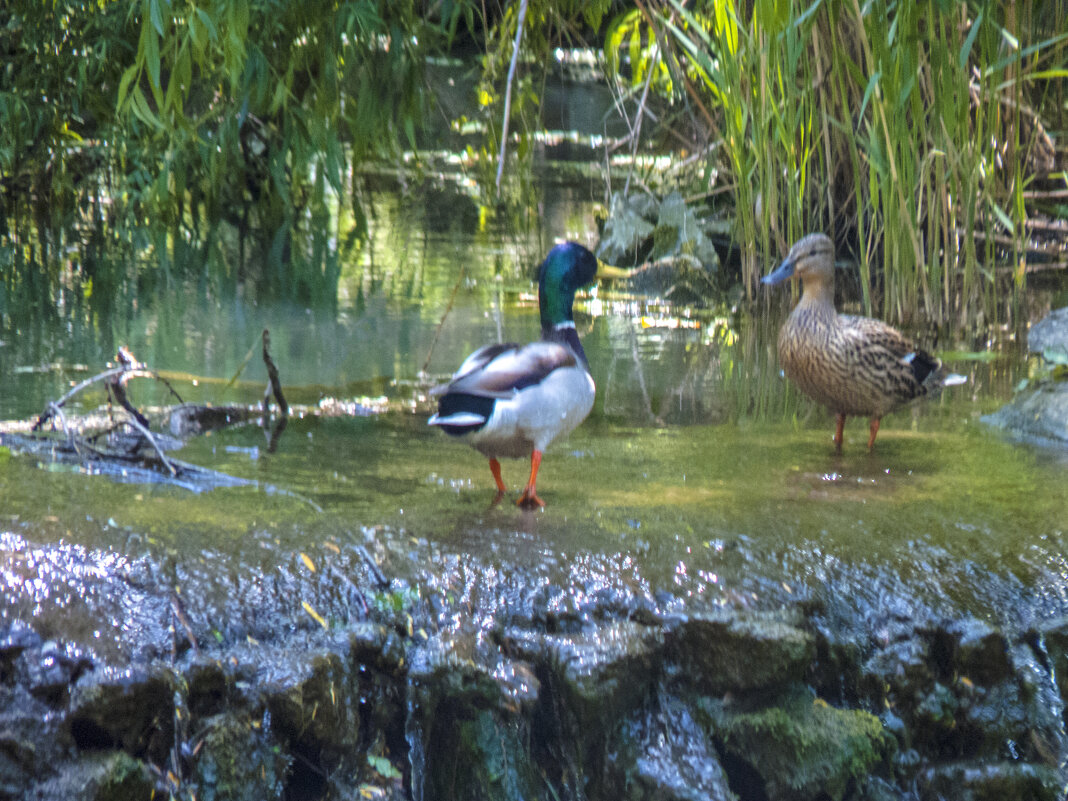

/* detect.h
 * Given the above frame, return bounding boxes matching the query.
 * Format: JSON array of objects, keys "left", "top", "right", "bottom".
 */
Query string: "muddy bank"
[{"left": 2, "top": 524, "right": 1065, "bottom": 801}]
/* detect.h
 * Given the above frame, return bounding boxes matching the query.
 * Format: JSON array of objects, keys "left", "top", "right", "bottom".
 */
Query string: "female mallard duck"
[
  {"left": 429, "top": 242, "right": 624, "bottom": 508},
  {"left": 762, "top": 233, "right": 965, "bottom": 453}
]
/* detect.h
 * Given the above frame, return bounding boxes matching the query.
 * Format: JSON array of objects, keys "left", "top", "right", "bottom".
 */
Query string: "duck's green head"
[{"left": 537, "top": 242, "right": 600, "bottom": 333}]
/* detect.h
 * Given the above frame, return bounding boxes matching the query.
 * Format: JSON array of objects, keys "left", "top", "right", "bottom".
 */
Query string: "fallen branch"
[{"left": 261, "top": 329, "right": 288, "bottom": 416}]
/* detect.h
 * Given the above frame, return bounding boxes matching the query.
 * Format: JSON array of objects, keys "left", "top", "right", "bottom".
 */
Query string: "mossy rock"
[
  {"left": 66, "top": 668, "right": 175, "bottom": 764},
  {"left": 408, "top": 640, "right": 542, "bottom": 801},
  {"left": 191, "top": 713, "right": 289, "bottom": 801},
  {"left": 710, "top": 688, "right": 894, "bottom": 801},
  {"left": 263, "top": 649, "right": 360, "bottom": 761},
  {"left": 29, "top": 752, "right": 153, "bottom": 801},
  {"left": 918, "top": 760, "right": 1062, "bottom": 801},
  {"left": 667, "top": 610, "right": 815, "bottom": 696}
]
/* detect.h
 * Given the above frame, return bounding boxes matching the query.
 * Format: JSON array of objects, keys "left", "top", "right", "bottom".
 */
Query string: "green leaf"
[
  {"left": 858, "top": 71, "right": 881, "bottom": 121},
  {"left": 367, "top": 755, "right": 401, "bottom": 780},
  {"left": 987, "top": 199, "right": 1015, "bottom": 235},
  {"left": 149, "top": 0, "right": 164, "bottom": 36},
  {"left": 141, "top": 18, "right": 161, "bottom": 93},
  {"left": 130, "top": 86, "right": 163, "bottom": 129},
  {"left": 117, "top": 64, "right": 139, "bottom": 110},
  {"left": 959, "top": 11, "right": 982, "bottom": 69}
]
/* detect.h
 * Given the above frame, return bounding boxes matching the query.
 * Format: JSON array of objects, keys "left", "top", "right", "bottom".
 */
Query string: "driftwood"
[{"left": 15, "top": 332, "right": 291, "bottom": 490}]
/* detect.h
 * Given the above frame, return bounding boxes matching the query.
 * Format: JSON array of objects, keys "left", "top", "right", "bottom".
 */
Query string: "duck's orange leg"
[
  {"left": 833, "top": 413, "right": 846, "bottom": 454},
  {"left": 867, "top": 418, "right": 881, "bottom": 451},
  {"left": 517, "top": 450, "right": 545, "bottom": 509},
  {"left": 488, "top": 457, "right": 508, "bottom": 504}
]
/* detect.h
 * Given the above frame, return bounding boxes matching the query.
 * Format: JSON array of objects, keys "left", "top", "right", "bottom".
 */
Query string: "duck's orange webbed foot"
[
  {"left": 516, "top": 450, "right": 545, "bottom": 509},
  {"left": 517, "top": 489, "right": 545, "bottom": 509}
]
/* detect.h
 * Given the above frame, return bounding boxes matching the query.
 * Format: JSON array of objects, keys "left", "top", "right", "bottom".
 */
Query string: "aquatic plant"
[{"left": 603, "top": 0, "right": 1067, "bottom": 325}]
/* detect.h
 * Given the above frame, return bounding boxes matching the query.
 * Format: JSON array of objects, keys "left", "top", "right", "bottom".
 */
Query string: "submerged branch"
[{"left": 262, "top": 329, "right": 289, "bottom": 416}]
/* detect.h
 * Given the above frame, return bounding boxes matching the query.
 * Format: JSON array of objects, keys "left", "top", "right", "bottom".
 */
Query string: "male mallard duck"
[
  {"left": 429, "top": 242, "right": 624, "bottom": 508},
  {"left": 762, "top": 233, "right": 965, "bottom": 453}
]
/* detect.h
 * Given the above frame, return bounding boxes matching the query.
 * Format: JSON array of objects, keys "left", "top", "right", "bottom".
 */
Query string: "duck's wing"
[
  {"left": 839, "top": 315, "right": 942, "bottom": 386},
  {"left": 434, "top": 341, "right": 579, "bottom": 399}
]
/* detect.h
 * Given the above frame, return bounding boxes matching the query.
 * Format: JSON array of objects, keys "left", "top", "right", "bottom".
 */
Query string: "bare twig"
[
  {"left": 107, "top": 347, "right": 151, "bottom": 429},
  {"left": 33, "top": 367, "right": 136, "bottom": 430},
  {"left": 170, "top": 592, "right": 200, "bottom": 658},
  {"left": 123, "top": 409, "right": 178, "bottom": 476},
  {"left": 261, "top": 329, "right": 288, "bottom": 416},
  {"left": 495, "top": 0, "right": 529, "bottom": 194}
]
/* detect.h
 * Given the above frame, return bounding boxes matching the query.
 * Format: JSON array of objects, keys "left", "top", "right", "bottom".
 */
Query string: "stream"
[{"left": 2, "top": 162, "right": 1068, "bottom": 800}]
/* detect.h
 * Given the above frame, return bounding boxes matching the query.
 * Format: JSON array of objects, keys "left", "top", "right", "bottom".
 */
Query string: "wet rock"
[
  {"left": 705, "top": 687, "right": 894, "bottom": 801},
  {"left": 0, "top": 621, "right": 42, "bottom": 673},
  {"left": 0, "top": 730, "right": 38, "bottom": 800},
  {"left": 506, "top": 620, "right": 664, "bottom": 729},
  {"left": 982, "top": 382, "right": 1068, "bottom": 444},
  {"left": 1036, "top": 615, "right": 1068, "bottom": 702},
  {"left": 1, "top": 624, "right": 91, "bottom": 706},
  {"left": 864, "top": 620, "right": 1065, "bottom": 775},
  {"left": 262, "top": 647, "right": 361, "bottom": 795},
  {"left": 347, "top": 624, "right": 409, "bottom": 759},
  {"left": 626, "top": 696, "right": 736, "bottom": 801},
  {"left": 666, "top": 610, "right": 815, "bottom": 696},
  {"left": 23, "top": 640, "right": 94, "bottom": 706},
  {"left": 918, "top": 760, "right": 1061, "bottom": 801},
  {"left": 408, "top": 634, "right": 542, "bottom": 801},
  {"left": 983, "top": 307, "right": 1068, "bottom": 444},
  {"left": 950, "top": 619, "right": 1015, "bottom": 686},
  {"left": 66, "top": 668, "right": 175, "bottom": 764},
  {"left": 29, "top": 751, "right": 154, "bottom": 801},
  {"left": 191, "top": 713, "right": 289, "bottom": 801},
  {"left": 185, "top": 659, "right": 235, "bottom": 720},
  {"left": 1028, "top": 306, "right": 1068, "bottom": 355}
]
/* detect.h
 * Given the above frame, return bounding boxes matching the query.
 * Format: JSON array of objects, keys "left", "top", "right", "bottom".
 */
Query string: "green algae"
[{"left": 706, "top": 688, "right": 894, "bottom": 801}]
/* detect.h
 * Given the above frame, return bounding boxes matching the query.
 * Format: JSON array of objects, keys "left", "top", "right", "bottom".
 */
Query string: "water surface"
[{"left": 1, "top": 175, "right": 1065, "bottom": 666}]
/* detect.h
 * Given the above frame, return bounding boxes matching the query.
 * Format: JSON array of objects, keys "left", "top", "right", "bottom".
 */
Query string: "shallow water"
[{"left": 2, "top": 174, "right": 1066, "bottom": 666}]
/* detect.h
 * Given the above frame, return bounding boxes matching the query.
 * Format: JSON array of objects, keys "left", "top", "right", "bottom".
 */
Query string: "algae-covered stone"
[
  {"left": 918, "top": 760, "right": 1062, "bottom": 801},
  {"left": 191, "top": 713, "right": 289, "bottom": 801},
  {"left": 30, "top": 752, "right": 153, "bottom": 801},
  {"left": 667, "top": 610, "right": 815, "bottom": 696},
  {"left": 263, "top": 649, "right": 360, "bottom": 768},
  {"left": 66, "top": 668, "right": 175, "bottom": 763},
  {"left": 710, "top": 689, "right": 894, "bottom": 801},
  {"left": 408, "top": 636, "right": 542, "bottom": 801}
]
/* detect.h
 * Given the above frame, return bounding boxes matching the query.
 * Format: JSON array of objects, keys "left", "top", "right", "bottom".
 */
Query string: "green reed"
[{"left": 617, "top": 0, "right": 1066, "bottom": 325}]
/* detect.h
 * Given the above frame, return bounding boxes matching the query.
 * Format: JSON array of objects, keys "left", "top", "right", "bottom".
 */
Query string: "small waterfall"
[{"left": 405, "top": 680, "right": 427, "bottom": 801}]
